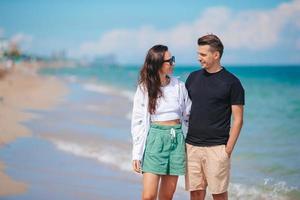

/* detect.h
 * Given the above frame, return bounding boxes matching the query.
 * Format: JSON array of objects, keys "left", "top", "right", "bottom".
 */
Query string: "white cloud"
[
  {"left": 9, "top": 33, "right": 33, "bottom": 52},
  {"left": 71, "top": 0, "right": 300, "bottom": 63},
  {"left": 10, "top": 33, "right": 33, "bottom": 45},
  {"left": 0, "top": 29, "right": 33, "bottom": 52}
]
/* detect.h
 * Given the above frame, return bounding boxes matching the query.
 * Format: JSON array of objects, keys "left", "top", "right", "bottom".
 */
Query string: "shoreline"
[
  {"left": 0, "top": 64, "right": 299, "bottom": 199},
  {"left": 0, "top": 161, "right": 27, "bottom": 196},
  {"left": 0, "top": 65, "right": 68, "bottom": 196}
]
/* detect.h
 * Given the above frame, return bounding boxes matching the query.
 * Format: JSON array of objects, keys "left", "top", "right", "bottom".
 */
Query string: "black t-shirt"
[{"left": 185, "top": 67, "right": 245, "bottom": 146}]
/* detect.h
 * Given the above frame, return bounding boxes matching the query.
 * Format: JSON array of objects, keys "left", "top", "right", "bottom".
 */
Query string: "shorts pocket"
[
  {"left": 145, "top": 133, "right": 163, "bottom": 154},
  {"left": 222, "top": 145, "right": 230, "bottom": 160},
  {"left": 170, "top": 155, "right": 186, "bottom": 172},
  {"left": 145, "top": 133, "right": 156, "bottom": 151}
]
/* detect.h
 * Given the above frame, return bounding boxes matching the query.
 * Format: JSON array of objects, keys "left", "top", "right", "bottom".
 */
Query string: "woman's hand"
[{"left": 132, "top": 160, "right": 141, "bottom": 173}]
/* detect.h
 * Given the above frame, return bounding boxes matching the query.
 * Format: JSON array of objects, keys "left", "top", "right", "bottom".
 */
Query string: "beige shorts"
[{"left": 185, "top": 143, "right": 231, "bottom": 194}]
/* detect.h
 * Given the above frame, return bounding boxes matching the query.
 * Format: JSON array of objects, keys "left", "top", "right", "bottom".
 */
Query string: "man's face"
[{"left": 197, "top": 45, "right": 219, "bottom": 69}]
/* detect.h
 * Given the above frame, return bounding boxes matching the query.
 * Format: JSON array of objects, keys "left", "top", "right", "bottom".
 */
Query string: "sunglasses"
[{"left": 163, "top": 56, "right": 175, "bottom": 65}]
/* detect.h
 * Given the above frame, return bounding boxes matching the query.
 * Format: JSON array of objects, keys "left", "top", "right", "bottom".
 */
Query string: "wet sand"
[{"left": 0, "top": 68, "right": 68, "bottom": 196}]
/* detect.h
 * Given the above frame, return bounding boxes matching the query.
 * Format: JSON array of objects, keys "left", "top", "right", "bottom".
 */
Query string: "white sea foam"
[
  {"left": 83, "top": 83, "right": 134, "bottom": 102},
  {"left": 64, "top": 75, "right": 78, "bottom": 83},
  {"left": 120, "top": 90, "right": 134, "bottom": 101},
  {"left": 51, "top": 138, "right": 297, "bottom": 199},
  {"left": 178, "top": 180, "right": 296, "bottom": 200},
  {"left": 228, "top": 180, "right": 297, "bottom": 200},
  {"left": 41, "top": 124, "right": 300, "bottom": 200},
  {"left": 83, "top": 82, "right": 134, "bottom": 120},
  {"left": 126, "top": 111, "right": 132, "bottom": 120},
  {"left": 85, "top": 104, "right": 104, "bottom": 112},
  {"left": 83, "top": 83, "right": 115, "bottom": 94},
  {"left": 51, "top": 139, "right": 131, "bottom": 171}
]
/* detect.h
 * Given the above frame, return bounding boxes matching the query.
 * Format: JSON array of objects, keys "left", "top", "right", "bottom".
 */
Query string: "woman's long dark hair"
[{"left": 139, "top": 44, "right": 168, "bottom": 114}]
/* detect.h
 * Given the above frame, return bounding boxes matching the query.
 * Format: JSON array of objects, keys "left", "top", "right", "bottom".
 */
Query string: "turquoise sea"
[{"left": 15, "top": 64, "right": 300, "bottom": 199}]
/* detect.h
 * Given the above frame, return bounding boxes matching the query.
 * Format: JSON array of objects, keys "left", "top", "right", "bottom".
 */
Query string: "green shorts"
[{"left": 142, "top": 123, "right": 186, "bottom": 175}]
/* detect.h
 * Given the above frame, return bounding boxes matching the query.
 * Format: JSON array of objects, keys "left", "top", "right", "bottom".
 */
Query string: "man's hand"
[
  {"left": 226, "top": 105, "right": 244, "bottom": 158},
  {"left": 225, "top": 146, "right": 232, "bottom": 158}
]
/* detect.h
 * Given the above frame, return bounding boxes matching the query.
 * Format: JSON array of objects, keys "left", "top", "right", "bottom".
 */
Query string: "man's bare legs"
[
  {"left": 190, "top": 190, "right": 206, "bottom": 200},
  {"left": 212, "top": 192, "right": 228, "bottom": 200},
  {"left": 190, "top": 190, "right": 228, "bottom": 200}
]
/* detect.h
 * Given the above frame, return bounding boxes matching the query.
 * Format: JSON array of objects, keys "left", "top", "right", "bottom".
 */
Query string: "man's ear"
[{"left": 213, "top": 51, "right": 220, "bottom": 60}]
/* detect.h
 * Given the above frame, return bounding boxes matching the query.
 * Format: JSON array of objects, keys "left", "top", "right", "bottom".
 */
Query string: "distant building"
[
  {"left": 0, "top": 37, "right": 9, "bottom": 58},
  {"left": 51, "top": 49, "right": 67, "bottom": 60},
  {"left": 91, "top": 54, "right": 118, "bottom": 67}
]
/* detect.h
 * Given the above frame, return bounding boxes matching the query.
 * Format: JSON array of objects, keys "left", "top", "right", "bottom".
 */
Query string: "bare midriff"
[{"left": 152, "top": 119, "right": 181, "bottom": 126}]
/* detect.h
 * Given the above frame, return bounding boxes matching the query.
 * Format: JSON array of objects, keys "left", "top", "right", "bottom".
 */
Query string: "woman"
[{"left": 131, "top": 44, "right": 191, "bottom": 200}]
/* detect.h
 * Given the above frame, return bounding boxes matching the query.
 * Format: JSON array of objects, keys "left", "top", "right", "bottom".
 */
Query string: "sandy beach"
[
  {"left": 0, "top": 64, "right": 299, "bottom": 200},
  {"left": 0, "top": 64, "right": 68, "bottom": 196}
]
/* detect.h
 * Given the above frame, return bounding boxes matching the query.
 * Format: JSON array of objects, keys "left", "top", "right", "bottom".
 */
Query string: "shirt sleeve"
[
  {"left": 181, "top": 82, "right": 191, "bottom": 126},
  {"left": 185, "top": 73, "right": 193, "bottom": 100},
  {"left": 131, "top": 85, "right": 147, "bottom": 160},
  {"left": 230, "top": 80, "right": 245, "bottom": 105}
]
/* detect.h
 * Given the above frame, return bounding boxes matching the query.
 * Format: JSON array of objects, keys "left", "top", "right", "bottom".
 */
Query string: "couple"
[{"left": 131, "top": 34, "right": 244, "bottom": 200}]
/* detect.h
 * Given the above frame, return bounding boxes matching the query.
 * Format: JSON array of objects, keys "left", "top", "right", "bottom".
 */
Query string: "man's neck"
[{"left": 205, "top": 63, "right": 222, "bottom": 73}]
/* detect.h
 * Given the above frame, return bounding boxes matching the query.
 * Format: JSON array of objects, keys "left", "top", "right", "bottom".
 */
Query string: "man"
[{"left": 185, "top": 34, "right": 244, "bottom": 200}]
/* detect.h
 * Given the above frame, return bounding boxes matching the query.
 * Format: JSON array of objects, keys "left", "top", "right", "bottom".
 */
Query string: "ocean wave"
[
  {"left": 51, "top": 139, "right": 132, "bottom": 171},
  {"left": 228, "top": 180, "right": 298, "bottom": 200},
  {"left": 83, "top": 83, "right": 134, "bottom": 101},
  {"left": 82, "top": 82, "right": 134, "bottom": 120},
  {"left": 49, "top": 138, "right": 299, "bottom": 200},
  {"left": 177, "top": 180, "right": 298, "bottom": 200},
  {"left": 66, "top": 75, "right": 78, "bottom": 83}
]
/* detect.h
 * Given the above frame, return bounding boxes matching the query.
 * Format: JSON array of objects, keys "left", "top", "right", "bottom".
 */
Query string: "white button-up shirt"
[{"left": 131, "top": 76, "right": 191, "bottom": 161}]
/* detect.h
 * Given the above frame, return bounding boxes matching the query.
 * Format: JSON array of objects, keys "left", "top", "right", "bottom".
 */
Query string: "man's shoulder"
[
  {"left": 222, "top": 68, "right": 242, "bottom": 84},
  {"left": 187, "top": 69, "right": 203, "bottom": 82},
  {"left": 185, "top": 69, "right": 203, "bottom": 89},
  {"left": 189, "top": 69, "right": 203, "bottom": 77}
]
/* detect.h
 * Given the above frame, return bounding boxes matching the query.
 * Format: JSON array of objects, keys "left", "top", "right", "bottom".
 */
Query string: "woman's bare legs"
[
  {"left": 143, "top": 173, "right": 160, "bottom": 200},
  {"left": 143, "top": 173, "right": 178, "bottom": 200},
  {"left": 158, "top": 175, "right": 178, "bottom": 200}
]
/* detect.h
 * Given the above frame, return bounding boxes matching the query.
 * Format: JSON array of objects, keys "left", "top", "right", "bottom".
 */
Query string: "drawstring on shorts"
[{"left": 170, "top": 128, "right": 177, "bottom": 147}]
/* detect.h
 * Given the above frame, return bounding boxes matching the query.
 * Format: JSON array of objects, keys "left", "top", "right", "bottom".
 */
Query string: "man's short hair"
[{"left": 198, "top": 34, "right": 224, "bottom": 58}]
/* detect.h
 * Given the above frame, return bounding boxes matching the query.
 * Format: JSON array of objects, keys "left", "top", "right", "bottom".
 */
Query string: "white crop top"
[{"left": 150, "top": 78, "right": 181, "bottom": 122}]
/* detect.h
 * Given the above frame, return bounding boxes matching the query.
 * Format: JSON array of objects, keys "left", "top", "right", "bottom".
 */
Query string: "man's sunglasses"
[{"left": 163, "top": 56, "right": 175, "bottom": 65}]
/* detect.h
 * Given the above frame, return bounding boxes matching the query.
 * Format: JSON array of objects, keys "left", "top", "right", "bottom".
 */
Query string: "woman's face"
[{"left": 160, "top": 51, "right": 175, "bottom": 76}]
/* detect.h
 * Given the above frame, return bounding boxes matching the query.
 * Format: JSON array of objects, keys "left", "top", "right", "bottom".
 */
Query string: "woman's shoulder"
[
  {"left": 170, "top": 76, "right": 184, "bottom": 87},
  {"left": 136, "top": 83, "right": 147, "bottom": 94}
]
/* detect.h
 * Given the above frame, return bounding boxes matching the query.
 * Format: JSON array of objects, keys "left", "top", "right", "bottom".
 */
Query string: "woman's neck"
[{"left": 160, "top": 74, "right": 170, "bottom": 87}]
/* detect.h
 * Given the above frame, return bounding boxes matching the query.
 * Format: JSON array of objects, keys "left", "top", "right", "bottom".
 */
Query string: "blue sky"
[{"left": 0, "top": 0, "right": 299, "bottom": 65}]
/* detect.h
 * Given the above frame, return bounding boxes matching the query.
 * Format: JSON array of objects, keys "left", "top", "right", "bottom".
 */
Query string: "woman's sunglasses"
[{"left": 163, "top": 56, "right": 175, "bottom": 65}]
